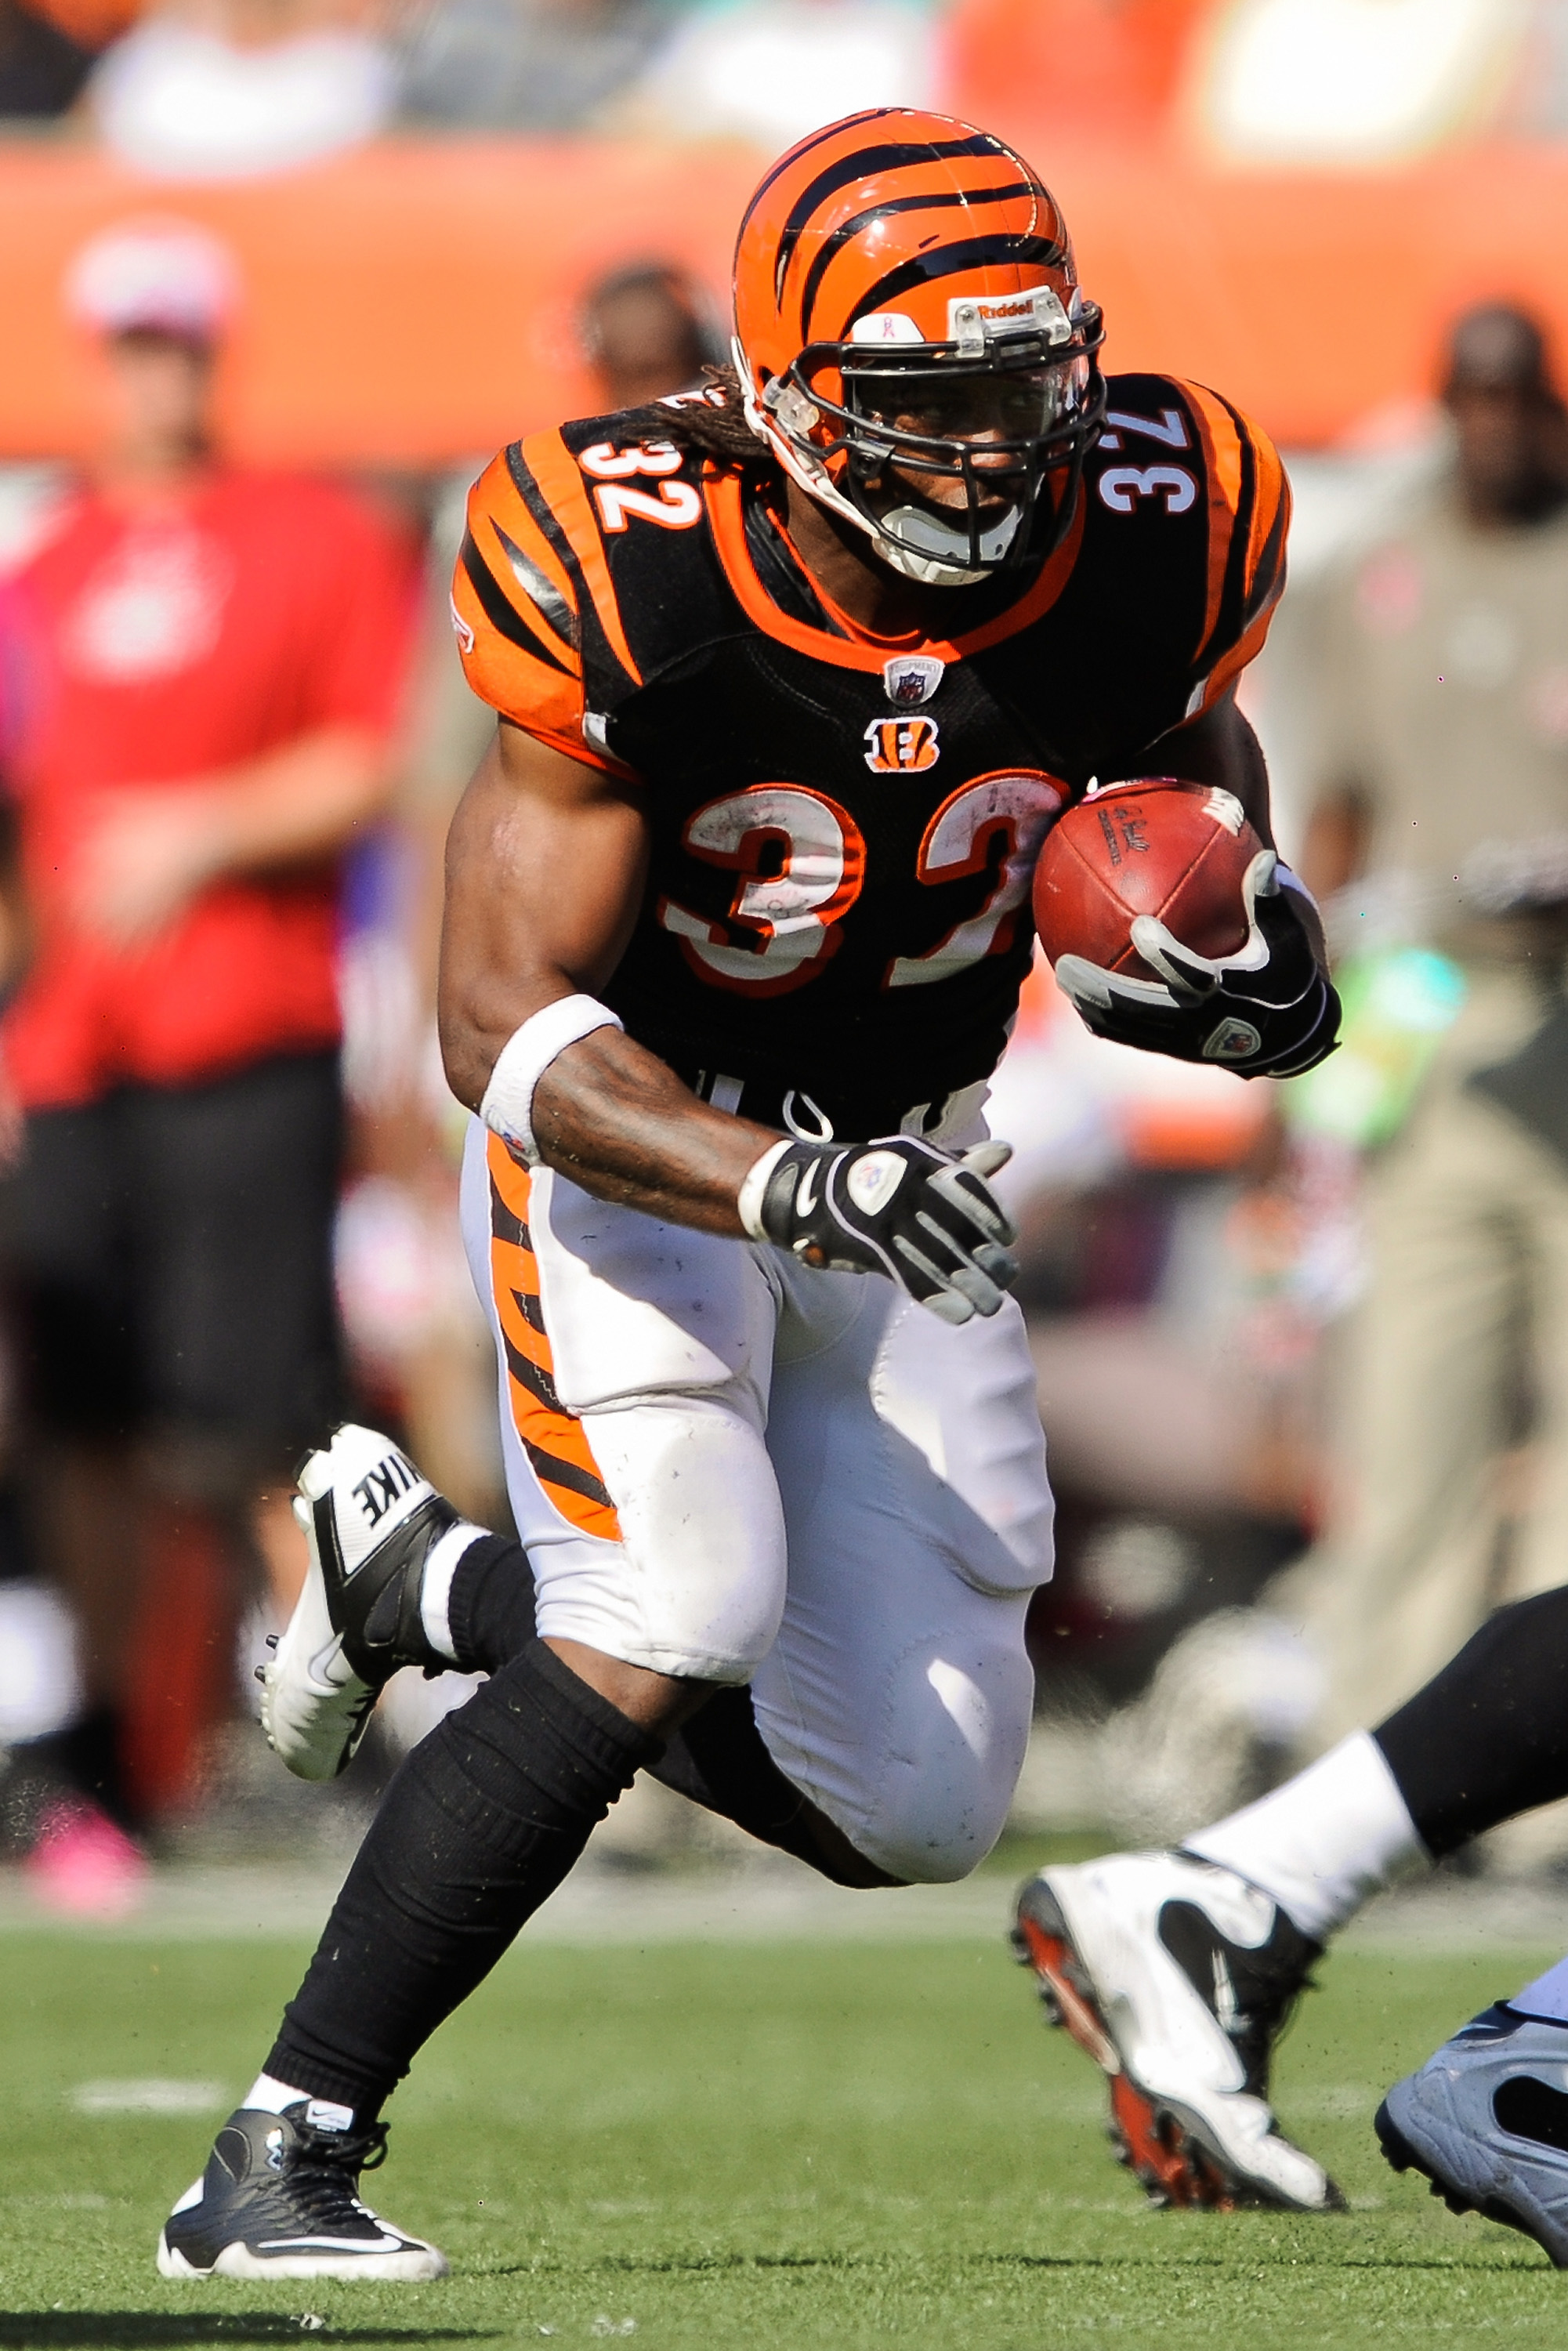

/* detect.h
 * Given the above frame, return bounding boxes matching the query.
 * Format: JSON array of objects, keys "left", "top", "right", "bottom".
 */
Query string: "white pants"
[{"left": 460, "top": 1124, "right": 1054, "bottom": 1882}]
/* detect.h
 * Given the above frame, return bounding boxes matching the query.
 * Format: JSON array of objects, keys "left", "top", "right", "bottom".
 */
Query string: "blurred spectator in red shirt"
[{"left": 0, "top": 217, "right": 415, "bottom": 1852}]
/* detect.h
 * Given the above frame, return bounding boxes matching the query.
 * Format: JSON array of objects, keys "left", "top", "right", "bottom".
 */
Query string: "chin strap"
[{"left": 876, "top": 505, "right": 1023, "bottom": 586}]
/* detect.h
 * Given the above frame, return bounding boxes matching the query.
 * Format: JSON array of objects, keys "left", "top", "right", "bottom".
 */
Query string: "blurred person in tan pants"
[{"left": 1293, "top": 304, "right": 1568, "bottom": 1750}]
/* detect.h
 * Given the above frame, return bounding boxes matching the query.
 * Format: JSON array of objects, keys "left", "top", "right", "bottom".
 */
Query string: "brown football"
[{"left": 1032, "top": 777, "right": 1262, "bottom": 981}]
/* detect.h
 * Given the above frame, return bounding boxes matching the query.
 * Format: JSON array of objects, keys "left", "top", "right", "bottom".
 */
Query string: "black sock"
[
  {"left": 650, "top": 1686, "right": 864, "bottom": 1886},
  {"left": 447, "top": 1537, "right": 854, "bottom": 1885},
  {"left": 265, "top": 1639, "right": 660, "bottom": 2116},
  {"left": 446, "top": 1533, "right": 536, "bottom": 1672},
  {"left": 1374, "top": 1585, "right": 1568, "bottom": 1857}
]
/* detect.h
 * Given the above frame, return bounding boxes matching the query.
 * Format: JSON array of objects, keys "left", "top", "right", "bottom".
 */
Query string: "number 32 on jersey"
[{"left": 657, "top": 771, "right": 1063, "bottom": 995}]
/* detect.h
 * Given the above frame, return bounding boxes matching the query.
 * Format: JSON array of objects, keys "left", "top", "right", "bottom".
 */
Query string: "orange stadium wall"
[{"left": 6, "top": 132, "right": 1568, "bottom": 465}]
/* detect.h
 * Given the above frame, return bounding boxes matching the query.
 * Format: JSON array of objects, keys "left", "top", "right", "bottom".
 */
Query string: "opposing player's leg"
[
  {"left": 1014, "top": 1846, "right": 1342, "bottom": 2211},
  {"left": 161, "top": 1137, "right": 799, "bottom": 2279},
  {"left": 1374, "top": 1586, "right": 1568, "bottom": 2262},
  {"left": 1014, "top": 1581, "right": 1568, "bottom": 2218},
  {"left": 1377, "top": 1982, "right": 1568, "bottom": 2266}
]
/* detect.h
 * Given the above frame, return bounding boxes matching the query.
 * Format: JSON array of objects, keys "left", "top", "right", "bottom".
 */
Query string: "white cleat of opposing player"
[{"left": 1016, "top": 1849, "right": 1340, "bottom": 2213}]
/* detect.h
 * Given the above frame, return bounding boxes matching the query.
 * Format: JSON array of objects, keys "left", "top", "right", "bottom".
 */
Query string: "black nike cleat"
[
  {"left": 263, "top": 1424, "right": 465, "bottom": 1780},
  {"left": 1013, "top": 1850, "right": 1341, "bottom": 2212},
  {"left": 158, "top": 2102, "right": 447, "bottom": 2281}
]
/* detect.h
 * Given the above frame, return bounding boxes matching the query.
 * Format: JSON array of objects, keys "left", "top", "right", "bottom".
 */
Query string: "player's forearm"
[
  {"left": 1149, "top": 693, "right": 1274, "bottom": 846},
  {"left": 439, "top": 731, "right": 782, "bottom": 1229},
  {"left": 443, "top": 968, "right": 777, "bottom": 1231},
  {"left": 532, "top": 1027, "right": 781, "bottom": 1233},
  {"left": 442, "top": 917, "right": 785, "bottom": 1228}
]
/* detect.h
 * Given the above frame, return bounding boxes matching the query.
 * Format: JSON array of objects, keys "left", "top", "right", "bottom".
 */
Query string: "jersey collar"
[{"left": 704, "top": 468, "right": 1085, "bottom": 673}]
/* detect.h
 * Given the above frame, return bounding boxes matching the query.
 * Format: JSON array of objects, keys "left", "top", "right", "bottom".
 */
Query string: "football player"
[
  {"left": 157, "top": 109, "right": 1336, "bottom": 2280},
  {"left": 1013, "top": 1581, "right": 1568, "bottom": 2256}
]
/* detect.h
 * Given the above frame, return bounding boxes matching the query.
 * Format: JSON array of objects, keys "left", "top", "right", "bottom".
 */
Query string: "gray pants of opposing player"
[{"left": 461, "top": 1121, "right": 1054, "bottom": 1883}]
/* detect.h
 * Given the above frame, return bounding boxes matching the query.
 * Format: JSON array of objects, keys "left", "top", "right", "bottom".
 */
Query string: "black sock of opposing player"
[
  {"left": 264, "top": 1639, "right": 660, "bottom": 2117},
  {"left": 444, "top": 1537, "right": 856, "bottom": 1884},
  {"left": 446, "top": 1532, "right": 537, "bottom": 1672},
  {"left": 1374, "top": 1585, "right": 1568, "bottom": 1857}
]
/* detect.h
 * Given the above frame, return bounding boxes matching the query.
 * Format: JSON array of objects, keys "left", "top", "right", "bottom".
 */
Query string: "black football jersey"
[{"left": 452, "top": 372, "right": 1288, "bottom": 1136}]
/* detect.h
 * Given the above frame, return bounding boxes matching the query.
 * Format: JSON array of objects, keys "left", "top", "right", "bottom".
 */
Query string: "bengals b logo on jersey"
[{"left": 864, "top": 716, "right": 940, "bottom": 773}]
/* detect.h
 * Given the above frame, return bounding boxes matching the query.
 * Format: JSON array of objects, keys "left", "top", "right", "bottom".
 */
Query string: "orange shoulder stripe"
[
  {"left": 451, "top": 560, "right": 587, "bottom": 749},
  {"left": 1240, "top": 423, "right": 1291, "bottom": 616},
  {"left": 1195, "top": 589, "right": 1281, "bottom": 719},
  {"left": 468, "top": 451, "right": 581, "bottom": 671},
  {"left": 517, "top": 429, "right": 643, "bottom": 690},
  {"left": 1180, "top": 380, "right": 1247, "bottom": 666}
]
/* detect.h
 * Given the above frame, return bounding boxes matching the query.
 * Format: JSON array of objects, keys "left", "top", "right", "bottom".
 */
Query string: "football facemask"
[
  {"left": 840, "top": 352, "right": 1098, "bottom": 574},
  {"left": 755, "top": 321, "right": 1103, "bottom": 586}
]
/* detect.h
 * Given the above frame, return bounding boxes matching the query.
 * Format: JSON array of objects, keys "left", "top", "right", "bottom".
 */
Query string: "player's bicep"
[{"left": 444, "top": 719, "right": 649, "bottom": 999}]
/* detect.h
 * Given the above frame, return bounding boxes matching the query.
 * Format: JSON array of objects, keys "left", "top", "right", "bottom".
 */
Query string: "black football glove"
[
  {"left": 1054, "top": 851, "right": 1340, "bottom": 1078},
  {"left": 746, "top": 1135, "right": 1019, "bottom": 1324}
]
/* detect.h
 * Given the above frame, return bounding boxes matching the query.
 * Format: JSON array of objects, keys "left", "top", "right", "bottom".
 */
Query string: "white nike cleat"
[
  {"left": 262, "top": 1424, "right": 464, "bottom": 1781},
  {"left": 1013, "top": 1850, "right": 1342, "bottom": 2212},
  {"left": 158, "top": 2102, "right": 447, "bottom": 2281}
]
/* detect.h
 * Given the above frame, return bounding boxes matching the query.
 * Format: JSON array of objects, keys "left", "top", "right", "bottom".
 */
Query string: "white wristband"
[
  {"left": 737, "top": 1138, "right": 795, "bottom": 1241},
  {"left": 479, "top": 995, "right": 623, "bottom": 1166}
]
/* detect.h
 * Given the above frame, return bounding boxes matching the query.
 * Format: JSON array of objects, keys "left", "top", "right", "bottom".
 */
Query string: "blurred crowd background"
[{"left": 3, "top": 0, "right": 1568, "bottom": 1908}]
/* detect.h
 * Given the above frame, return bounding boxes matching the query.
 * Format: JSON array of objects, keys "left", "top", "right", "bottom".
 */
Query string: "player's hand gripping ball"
[
  {"left": 755, "top": 1136, "right": 1019, "bottom": 1324},
  {"left": 1033, "top": 777, "right": 1340, "bottom": 1078}
]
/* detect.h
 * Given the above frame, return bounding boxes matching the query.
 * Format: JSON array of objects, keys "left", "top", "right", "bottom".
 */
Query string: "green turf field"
[{"left": 5, "top": 1918, "right": 1568, "bottom": 2349}]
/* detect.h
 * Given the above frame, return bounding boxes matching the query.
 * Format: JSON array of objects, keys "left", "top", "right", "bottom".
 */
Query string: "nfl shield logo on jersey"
[{"left": 882, "top": 654, "right": 944, "bottom": 708}]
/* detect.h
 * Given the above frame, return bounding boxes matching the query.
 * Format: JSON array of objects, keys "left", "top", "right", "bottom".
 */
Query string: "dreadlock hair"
[{"left": 617, "top": 365, "right": 783, "bottom": 485}]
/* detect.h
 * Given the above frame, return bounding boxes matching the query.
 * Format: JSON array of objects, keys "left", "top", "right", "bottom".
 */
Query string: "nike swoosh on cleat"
[
  {"left": 305, "top": 1639, "right": 356, "bottom": 1689},
  {"left": 1212, "top": 1952, "right": 1238, "bottom": 2034},
  {"left": 256, "top": 2235, "right": 414, "bottom": 2255},
  {"left": 795, "top": 1162, "right": 820, "bottom": 1218}
]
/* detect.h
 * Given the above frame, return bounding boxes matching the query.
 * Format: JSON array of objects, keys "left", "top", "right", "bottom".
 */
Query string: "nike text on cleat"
[
  {"left": 1377, "top": 2004, "right": 1568, "bottom": 2266},
  {"left": 157, "top": 2103, "right": 447, "bottom": 2282},
  {"left": 1012, "top": 1851, "right": 1341, "bottom": 2213},
  {"left": 262, "top": 1424, "right": 459, "bottom": 1781}
]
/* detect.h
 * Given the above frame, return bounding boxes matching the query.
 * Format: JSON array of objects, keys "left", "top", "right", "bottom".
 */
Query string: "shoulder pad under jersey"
[{"left": 453, "top": 422, "right": 650, "bottom": 776}]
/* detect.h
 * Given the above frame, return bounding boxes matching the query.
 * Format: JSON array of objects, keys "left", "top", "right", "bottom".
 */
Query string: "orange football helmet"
[{"left": 733, "top": 108, "right": 1105, "bottom": 585}]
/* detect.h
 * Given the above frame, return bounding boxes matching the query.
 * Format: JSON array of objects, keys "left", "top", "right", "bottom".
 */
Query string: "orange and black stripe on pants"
[{"left": 486, "top": 1136, "right": 622, "bottom": 1545}]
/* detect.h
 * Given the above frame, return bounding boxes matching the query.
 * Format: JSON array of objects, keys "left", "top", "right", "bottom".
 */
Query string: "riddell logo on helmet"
[{"left": 948, "top": 288, "right": 1071, "bottom": 351}]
